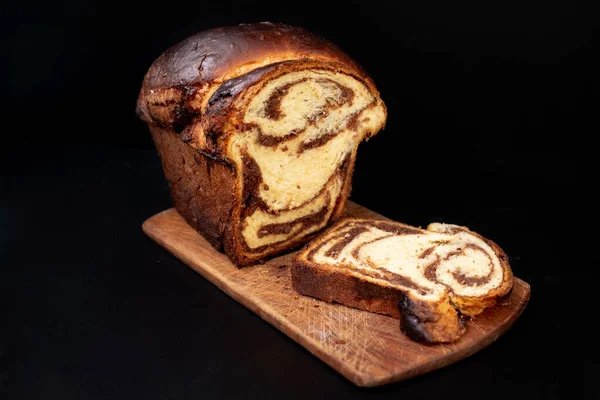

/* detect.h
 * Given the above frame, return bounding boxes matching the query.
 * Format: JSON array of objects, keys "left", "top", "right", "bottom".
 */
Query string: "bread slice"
[
  {"left": 136, "top": 23, "right": 386, "bottom": 267},
  {"left": 291, "top": 218, "right": 513, "bottom": 343}
]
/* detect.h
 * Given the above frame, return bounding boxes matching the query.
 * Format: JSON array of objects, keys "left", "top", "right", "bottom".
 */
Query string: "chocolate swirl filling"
[{"left": 307, "top": 220, "right": 502, "bottom": 294}]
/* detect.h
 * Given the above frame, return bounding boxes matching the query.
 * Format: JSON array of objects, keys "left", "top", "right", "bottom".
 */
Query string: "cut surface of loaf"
[
  {"left": 137, "top": 23, "right": 387, "bottom": 267},
  {"left": 292, "top": 218, "right": 513, "bottom": 343}
]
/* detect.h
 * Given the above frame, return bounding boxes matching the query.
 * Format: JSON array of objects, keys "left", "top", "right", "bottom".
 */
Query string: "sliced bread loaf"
[{"left": 291, "top": 218, "right": 513, "bottom": 343}]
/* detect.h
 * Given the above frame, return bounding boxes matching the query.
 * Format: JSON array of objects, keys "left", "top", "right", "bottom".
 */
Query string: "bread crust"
[
  {"left": 292, "top": 262, "right": 403, "bottom": 317},
  {"left": 139, "top": 22, "right": 367, "bottom": 91},
  {"left": 291, "top": 218, "right": 514, "bottom": 343},
  {"left": 149, "top": 125, "right": 237, "bottom": 248}
]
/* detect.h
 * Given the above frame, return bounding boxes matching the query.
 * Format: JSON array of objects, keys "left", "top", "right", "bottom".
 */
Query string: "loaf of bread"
[
  {"left": 292, "top": 218, "right": 513, "bottom": 343},
  {"left": 136, "top": 23, "right": 387, "bottom": 267}
]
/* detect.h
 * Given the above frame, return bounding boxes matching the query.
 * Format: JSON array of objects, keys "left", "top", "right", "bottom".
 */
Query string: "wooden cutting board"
[{"left": 142, "top": 201, "right": 530, "bottom": 387}]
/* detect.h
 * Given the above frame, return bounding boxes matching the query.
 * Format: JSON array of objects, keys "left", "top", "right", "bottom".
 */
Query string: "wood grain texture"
[{"left": 142, "top": 202, "right": 531, "bottom": 387}]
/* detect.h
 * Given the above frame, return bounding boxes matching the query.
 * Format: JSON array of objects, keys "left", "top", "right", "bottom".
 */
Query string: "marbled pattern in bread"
[{"left": 292, "top": 218, "right": 514, "bottom": 343}]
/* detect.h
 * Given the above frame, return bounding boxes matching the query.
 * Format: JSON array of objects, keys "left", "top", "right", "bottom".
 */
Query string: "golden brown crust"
[
  {"left": 291, "top": 262, "right": 403, "bottom": 317},
  {"left": 149, "top": 126, "right": 237, "bottom": 248},
  {"left": 141, "top": 22, "right": 367, "bottom": 91},
  {"left": 291, "top": 218, "right": 514, "bottom": 343}
]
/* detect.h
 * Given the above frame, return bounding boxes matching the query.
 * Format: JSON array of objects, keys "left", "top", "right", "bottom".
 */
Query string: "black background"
[{"left": 2, "top": 1, "right": 597, "bottom": 399}]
